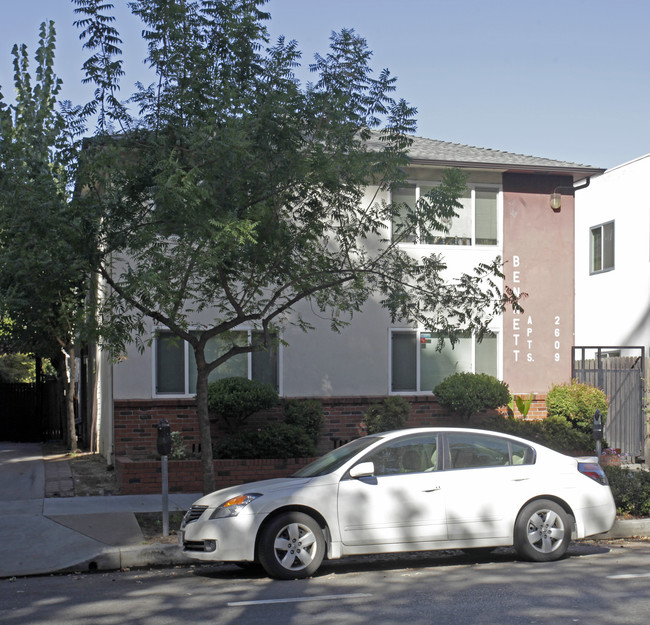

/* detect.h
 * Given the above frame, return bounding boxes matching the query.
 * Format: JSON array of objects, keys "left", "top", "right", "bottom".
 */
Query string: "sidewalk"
[
  {"left": 1, "top": 442, "right": 649, "bottom": 578},
  {"left": 0, "top": 442, "right": 200, "bottom": 578}
]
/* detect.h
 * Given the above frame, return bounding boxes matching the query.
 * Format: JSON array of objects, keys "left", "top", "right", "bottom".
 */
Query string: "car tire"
[
  {"left": 514, "top": 499, "right": 571, "bottom": 562},
  {"left": 258, "top": 511, "right": 326, "bottom": 580}
]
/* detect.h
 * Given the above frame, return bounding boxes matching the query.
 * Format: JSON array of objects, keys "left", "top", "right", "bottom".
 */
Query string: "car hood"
[{"left": 191, "top": 477, "right": 313, "bottom": 507}]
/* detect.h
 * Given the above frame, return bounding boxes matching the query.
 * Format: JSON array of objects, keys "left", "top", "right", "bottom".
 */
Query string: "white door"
[
  {"left": 337, "top": 433, "right": 448, "bottom": 546},
  {"left": 442, "top": 432, "right": 536, "bottom": 541}
]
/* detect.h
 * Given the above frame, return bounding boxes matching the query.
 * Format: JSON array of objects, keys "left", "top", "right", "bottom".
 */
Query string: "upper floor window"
[
  {"left": 155, "top": 330, "right": 278, "bottom": 395},
  {"left": 391, "top": 184, "right": 499, "bottom": 246},
  {"left": 390, "top": 329, "right": 498, "bottom": 393},
  {"left": 590, "top": 221, "right": 614, "bottom": 274}
]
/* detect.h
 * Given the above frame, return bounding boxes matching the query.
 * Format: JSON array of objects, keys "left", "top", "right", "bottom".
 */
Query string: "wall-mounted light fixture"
[{"left": 549, "top": 178, "right": 591, "bottom": 212}]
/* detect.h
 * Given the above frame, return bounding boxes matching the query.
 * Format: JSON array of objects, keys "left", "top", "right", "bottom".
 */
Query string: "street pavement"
[
  {"left": 1, "top": 441, "right": 649, "bottom": 579},
  {"left": 0, "top": 442, "right": 200, "bottom": 578}
]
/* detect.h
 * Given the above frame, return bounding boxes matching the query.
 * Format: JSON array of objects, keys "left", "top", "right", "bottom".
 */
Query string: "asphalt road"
[{"left": 3, "top": 540, "right": 650, "bottom": 625}]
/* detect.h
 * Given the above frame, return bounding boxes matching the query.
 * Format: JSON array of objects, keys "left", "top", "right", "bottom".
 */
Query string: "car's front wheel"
[
  {"left": 258, "top": 511, "right": 325, "bottom": 579},
  {"left": 514, "top": 499, "right": 571, "bottom": 562}
]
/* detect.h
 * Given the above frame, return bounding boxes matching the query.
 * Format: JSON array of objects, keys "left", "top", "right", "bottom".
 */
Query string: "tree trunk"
[
  {"left": 194, "top": 349, "right": 215, "bottom": 494},
  {"left": 65, "top": 344, "right": 78, "bottom": 453}
]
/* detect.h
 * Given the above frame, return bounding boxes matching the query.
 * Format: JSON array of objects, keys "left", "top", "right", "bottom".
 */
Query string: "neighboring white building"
[{"left": 575, "top": 155, "right": 650, "bottom": 349}]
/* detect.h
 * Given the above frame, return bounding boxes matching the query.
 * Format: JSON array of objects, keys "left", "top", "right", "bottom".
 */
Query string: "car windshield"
[{"left": 293, "top": 436, "right": 381, "bottom": 477}]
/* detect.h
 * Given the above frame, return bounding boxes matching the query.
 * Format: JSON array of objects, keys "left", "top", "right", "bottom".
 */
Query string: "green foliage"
[
  {"left": 214, "top": 423, "right": 316, "bottom": 459},
  {"left": 207, "top": 377, "right": 278, "bottom": 433},
  {"left": 283, "top": 399, "right": 324, "bottom": 444},
  {"left": 364, "top": 396, "right": 410, "bottom": 434},
  {"left": 513, "top": 394, "right": 534, "bottom": 419},
  {"left": 481, "top": 414, "right": 596, "bottom": 455},
  {"left": 169, "top": 431, "right": 187, "bottom": 460},
  {"left": 546, "top": 380, "right": 608, "bottom": 435},
  {"left": 603, "top": 466, "right": 650, "bottom": 517},
  {"left": 0, "top": 353, "right": 35, "bottom": 383},
  {"left": 434, "top": 373, "right": 510, "bottom": 420}
]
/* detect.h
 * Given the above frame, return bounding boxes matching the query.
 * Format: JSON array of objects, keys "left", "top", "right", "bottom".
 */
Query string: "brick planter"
[{"left": 116, "top": 456, "right": 317, "bottom": 495}]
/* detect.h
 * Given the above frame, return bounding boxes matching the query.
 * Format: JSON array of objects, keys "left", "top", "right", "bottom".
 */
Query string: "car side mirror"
[{"left": 349, "top": 461, "right": 375, "bottom": 479}]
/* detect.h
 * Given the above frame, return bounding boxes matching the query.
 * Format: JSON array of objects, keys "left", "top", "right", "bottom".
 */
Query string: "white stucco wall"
[
  {"left": 111, "top": 172, "right": 505, "bottom": 400},
  {"left": 575, "top": 155, "right": 650, "bottom": 349}
]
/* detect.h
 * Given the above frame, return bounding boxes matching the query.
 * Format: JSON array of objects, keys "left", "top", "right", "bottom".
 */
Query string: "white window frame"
[
  {"left": 590, "top": 220, "right": 615, "bottom": 274},
  {"left": 388, "top": 328, "right": 501, "bottom": 395},
  {"left": 152, "top": 327, "right": 282, "bottom": 398},
  {"left": 390, "top": 181, "right": 502, "bottom": 247}
]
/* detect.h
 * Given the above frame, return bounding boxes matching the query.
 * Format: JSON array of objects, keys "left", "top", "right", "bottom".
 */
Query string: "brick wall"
[
  {"left": 113, "top": 394, "right": 550, "bottom": 460},
  {"left": 113, "top": 394, "right": 550, "bottom": 494},
  {"left": 116, "top": 456, "right": 317, "bottom": 495}
]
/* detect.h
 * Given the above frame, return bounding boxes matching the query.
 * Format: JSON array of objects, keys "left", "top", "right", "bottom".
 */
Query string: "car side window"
[
  {"left": 447, "top": 433, "right": 534, "bottom": 469},
  {"left": 363, "top": 434, "right": 439, "bottom": 476}
]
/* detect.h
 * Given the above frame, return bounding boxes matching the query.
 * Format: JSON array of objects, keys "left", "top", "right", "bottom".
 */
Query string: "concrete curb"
[
  {"left": 60, "top": 543, "right": 192, "bottom": 574},
  {"left": 54, "top": 518, "right": 650, "bottom": 575},
  {"left": 597, "top": 518, "right": 650, "bottom": 540}
]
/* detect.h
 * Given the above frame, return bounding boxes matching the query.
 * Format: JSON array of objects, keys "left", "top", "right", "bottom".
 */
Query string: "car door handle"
[
  {"left": 511, "top": 477, "right": 529, "bottom": 482},
  {"left": 423, "top": 486, "right": 441, "bottom": 492}
]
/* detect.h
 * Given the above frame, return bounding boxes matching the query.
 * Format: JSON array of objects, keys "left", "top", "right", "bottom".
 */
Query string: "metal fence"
[
  {"left": 572, "top": 346, "right": 647, "bottom": 461},
  {"left": 0, "top": 380, "right": 64, "bottom": 442}
]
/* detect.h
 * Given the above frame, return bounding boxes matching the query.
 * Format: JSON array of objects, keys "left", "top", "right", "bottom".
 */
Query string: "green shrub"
[
  {"left": 546, "top": 380, "right": 608, "bottom": 435},
  {"left": 434, "top": 373, "right": 510, "bottom": 420},
  {"left": 169, "top": 431, "right": 187, "bottom": 460},
  {"left": 283, "top": 399, "right": 324, "bottom": 444},
  {"left": 364, "top": 396, "right": 410, "bottom": 434},
  {"left": 213, "top": 423, "right": 316, "bottom": 459},
  {"left": 481, "top": 414, "right": 596, "bottom": 455},
  {"left": 207, "top": 377, "right": 278, "bottom": 433},
  {"left": 603, "top": 465, "right": 650, "bottom": 517}
]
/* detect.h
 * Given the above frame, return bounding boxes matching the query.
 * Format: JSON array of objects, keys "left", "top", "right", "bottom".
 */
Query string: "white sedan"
[{"left": 179, "top": 427, "right": 616, "bottom": 579}]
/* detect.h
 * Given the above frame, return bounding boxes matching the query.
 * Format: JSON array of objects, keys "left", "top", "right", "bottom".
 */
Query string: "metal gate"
[
  {"left": 0, "top": 380, "right": 64, "bottom": 442},
  {"left": 572, "top": 346, "right": 646, "bottom": 461}
]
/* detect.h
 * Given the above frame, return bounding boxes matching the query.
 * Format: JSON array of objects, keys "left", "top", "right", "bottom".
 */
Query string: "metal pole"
[{"left": 161, "top": 455, "right": 169, "bottom": 536}]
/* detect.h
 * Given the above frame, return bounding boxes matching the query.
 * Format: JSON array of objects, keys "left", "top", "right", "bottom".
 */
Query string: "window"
[
  {"left": 390, "top": 330, "right": 498, "bottom": 393},
  {"left": 447, "top": 432, "right": 535, "bottom": 469},
  {"left": 155, "top": 330, "right": 278, "bottom": 395},
  {"left": 362, "top": 433, "right": 440, "bottom": 476},
  {"left": 391, "top": 183, "right": 499, "bottom": 246},
  {"left": 590, "top": 221, "right": 614, "bottom": 273}
]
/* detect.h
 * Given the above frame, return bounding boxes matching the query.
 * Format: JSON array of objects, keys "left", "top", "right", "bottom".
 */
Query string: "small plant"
[
  {"left": 603, "top": 465, "right": 650, "bottom": 517},
  {"left": 213, "top": 423, "right": 316, "bottom": 459},
  {"left": 207, "top": 377, "right": 278, "bottom": 433},
  {"left": 169, "top": 431, "right": 186, "bottom": 460},
  {"left": 513, "top": 394, "right": 534, "bottom": 419},
  {"left": 434, "top": 372, "right": 510, "bottom": 421},
  {"left": 546, "top": 380, "right": 608, "bottom": 435},
  {"left": 283, "top": 399, "right": 324, "bottom": 444},
  {"left": 364, "top": 396, "right": 410, "bottom": 434}
]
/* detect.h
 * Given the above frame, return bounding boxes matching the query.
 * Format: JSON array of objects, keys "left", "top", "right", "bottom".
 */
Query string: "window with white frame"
[
  {"left": 590, "top": 221, "right": 614, "bottom": 274},
  {"left": 390, "top": 329, "right": 498, "bottom": 393},
  {"left": 155, "top": 330, "right": 278, "bottom": 395},
  {"left": 391, "top": 183, "right": 499, "bottom": 246}
]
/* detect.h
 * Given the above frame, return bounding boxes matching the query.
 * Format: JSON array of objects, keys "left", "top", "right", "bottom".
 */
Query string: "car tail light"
[{"left": 578, "top": 462, "right": 608, "bottom": 485}]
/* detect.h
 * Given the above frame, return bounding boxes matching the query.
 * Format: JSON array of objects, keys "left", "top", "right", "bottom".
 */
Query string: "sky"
[{"left": 1, "top": 0, "right": 649, "bottom": 170}]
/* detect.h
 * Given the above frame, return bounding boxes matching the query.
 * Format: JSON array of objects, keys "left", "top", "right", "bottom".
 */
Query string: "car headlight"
[{"left": 209, "top": 493, "right": 262, "bottom": 519}]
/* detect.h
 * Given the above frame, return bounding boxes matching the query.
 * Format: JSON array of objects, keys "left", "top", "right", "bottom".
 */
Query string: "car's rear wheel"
[
  {"left": 258, "top": 511, "right": 325, "bottom": 579},
  {"left": 514, "top": 499, "right": 571, "bottom": 562}
]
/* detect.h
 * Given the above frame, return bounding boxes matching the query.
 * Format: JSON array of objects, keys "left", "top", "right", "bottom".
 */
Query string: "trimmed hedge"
[{"left": 434, "top": 373, "right": 510, "bottom": 420}]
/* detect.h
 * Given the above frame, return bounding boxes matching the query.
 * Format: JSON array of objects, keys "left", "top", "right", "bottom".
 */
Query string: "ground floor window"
[
  {"left": 155, "top": 330, "right": 278, "bottom": 395},
  {"left": 390, "top": 329, "right": 498, "bottom": 393}
]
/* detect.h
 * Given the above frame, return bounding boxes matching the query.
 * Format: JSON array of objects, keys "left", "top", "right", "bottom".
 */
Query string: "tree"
[
  {"left": 0, "top": 21, "right": 90, "bottom": 451},
  {"left": 70, "top": 0, "right": 518, "bottom": 493}
]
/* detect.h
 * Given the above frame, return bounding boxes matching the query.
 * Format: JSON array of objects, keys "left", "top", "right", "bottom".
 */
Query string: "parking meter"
[
  {"left": 157, "top": 419, "right": 172, "bottom": 456},
  {"left": 592, "top": 410, "right": 603, "bottom": 441}
]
